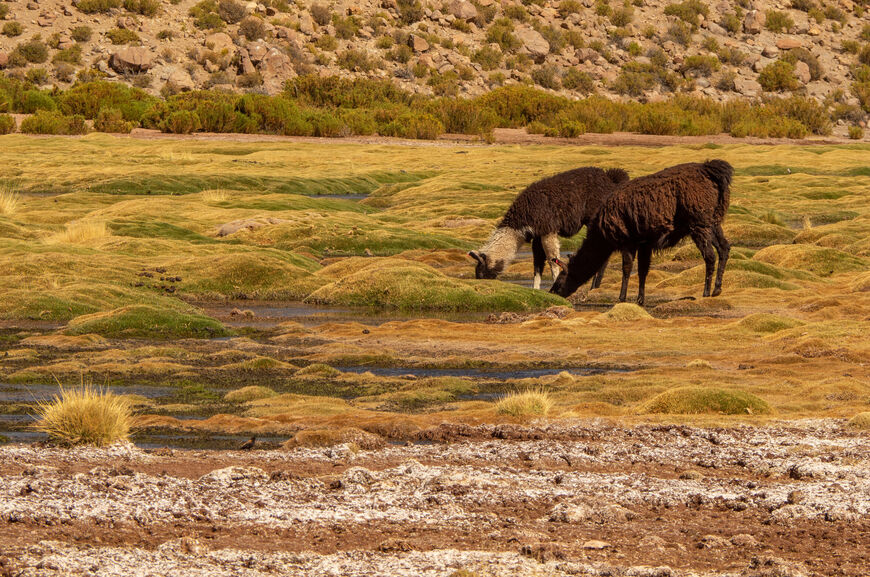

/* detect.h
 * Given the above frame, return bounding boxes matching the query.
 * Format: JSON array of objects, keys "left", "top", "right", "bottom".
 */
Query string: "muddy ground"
[{"left": 0, "top": 420, "right": 867, "bottom": 576}]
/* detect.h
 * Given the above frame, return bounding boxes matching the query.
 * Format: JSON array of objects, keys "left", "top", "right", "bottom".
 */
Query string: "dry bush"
[
  {"left": 35, "top": 385, "right": 133, "bottom": 446},
  {"left": 496, "top": 388, "right": 553, "bottom": 418}
]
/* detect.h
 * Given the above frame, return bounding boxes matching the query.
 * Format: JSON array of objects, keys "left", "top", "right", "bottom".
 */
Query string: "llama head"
[
  {"left": 468, "top": 251, "right": 504, "bottom": 279},
  {"left": 549, "top": 257, "right": 569, "bottom": 295}
]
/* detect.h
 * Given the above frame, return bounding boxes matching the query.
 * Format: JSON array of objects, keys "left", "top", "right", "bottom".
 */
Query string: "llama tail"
[
  {"left": 605, "top": 168, "right": 630, "bottom": 185},
  {"left": 702, "top": 159, "right": 733, "bottom": 218}
]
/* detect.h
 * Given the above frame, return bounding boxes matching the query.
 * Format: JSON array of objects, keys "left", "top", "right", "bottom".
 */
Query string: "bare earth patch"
[{"left": 1, "top": 420, "right": 868, "bottom": 576}]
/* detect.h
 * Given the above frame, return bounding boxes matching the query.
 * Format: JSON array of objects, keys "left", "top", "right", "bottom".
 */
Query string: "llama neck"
[
  {"left": 556, "top": 230, "right": 614, "bottom": 297},
  {"left": 480, "top": 226, "right": 525, "bottom": 266}
]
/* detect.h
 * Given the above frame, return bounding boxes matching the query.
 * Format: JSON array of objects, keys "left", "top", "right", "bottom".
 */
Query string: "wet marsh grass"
[{"left": 0, "top": 136, "right": 868, "bottom": 430}]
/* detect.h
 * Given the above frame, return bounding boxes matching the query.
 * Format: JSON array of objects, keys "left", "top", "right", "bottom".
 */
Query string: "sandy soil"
[{"left": 1, "top": 420, "right": 867, "bottom": 576}]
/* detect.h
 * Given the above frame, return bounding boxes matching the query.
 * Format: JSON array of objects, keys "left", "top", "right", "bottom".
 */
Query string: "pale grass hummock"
[
  {"left": 47, "top": 220, "right": 110, "bottom": 244},
  {"left": 35, "top": 384, "right": 133, "bottom": 446},
  {"left": 201, "top": 189, "right": 229, "bottom": 203},
  {"left": 496, "top": 388, "right": 554, "bottom": 419},
  {"left": 0, "top": 185, "right": 19, "bottom": 216}
]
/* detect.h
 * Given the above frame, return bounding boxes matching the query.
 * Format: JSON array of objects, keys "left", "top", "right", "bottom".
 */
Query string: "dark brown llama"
[
  {"left": 550, "top": 160, "right": 733, "bottom": 305},
  {"left": 469, "top": 166, "right": 633, "bottom": 290}
]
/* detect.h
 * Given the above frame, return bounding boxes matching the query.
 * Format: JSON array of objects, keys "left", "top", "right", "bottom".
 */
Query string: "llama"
[
  {"left": 468, "top": 166, "right": 632, "bottom": 290},
  {"left": 550, "top": 160, "right": 733, "bottom": 305}
]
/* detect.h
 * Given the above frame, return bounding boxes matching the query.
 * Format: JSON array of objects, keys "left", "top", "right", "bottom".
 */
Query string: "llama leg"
[
  {"left": 619, "top": 250, "right": 634, "bottom": 302},
  {"left": 531, "top": 236, "right": 545, "bottom": 289},
  {"left": 691, "top": 229, "right": 717, "bottom": 297},
  {"left": 541, "top": 233, "right": 562, "bottom": 282},
  {"left": 636, "top": 245, "right": 653, "bottom": 306},
  {"left": 711, "top": 224, "right": 730, "bottom": 297},
  {"left": 591, "top": 253, "right": 611, "bottom": 289}
]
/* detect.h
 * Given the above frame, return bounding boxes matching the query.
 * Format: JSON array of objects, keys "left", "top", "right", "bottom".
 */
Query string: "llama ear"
[
  {"left": 468, "top": 251, "right": 482, "bottom": 264},
  {"left": 551, "top": 257, "right": 568, "bottom": 273}
]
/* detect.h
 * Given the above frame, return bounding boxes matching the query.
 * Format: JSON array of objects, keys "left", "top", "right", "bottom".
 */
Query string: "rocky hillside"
[{"left": 1, "top": 0, "right": 869, "bottom": 124}]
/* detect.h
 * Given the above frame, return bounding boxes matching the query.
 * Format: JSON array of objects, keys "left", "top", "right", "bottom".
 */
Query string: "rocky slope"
[{"left": 0, "top": 0, "right": 868, "bottom": 113}]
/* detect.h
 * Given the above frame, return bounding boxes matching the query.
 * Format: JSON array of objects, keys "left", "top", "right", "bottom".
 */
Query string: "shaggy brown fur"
[
  {"left": 551, "top": 160, "right": 733, "bottom": 305},
  {"left": 469, "top": 167, "right": 632, "bottom": 289}
]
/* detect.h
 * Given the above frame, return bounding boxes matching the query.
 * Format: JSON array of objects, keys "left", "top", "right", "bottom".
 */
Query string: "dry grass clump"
[
  {"left": 846, "top": 412, "right": 870, "bottom": 429},
  {"left": 0, "top": 185, "right": 20, "bottom": 216},
  {"left": 640, "top": 386, "right": 772, "bottom": 415},
  {"left": 47, "top": 220, "right": 110, "bottom": 244},
  {"left": 737, "top": 313, "right": 805, "bottom": 333},
  {"left": 34, "top": 384, "right": 132, "bottom": 446},
  {"left": 200, "top": 188, "right": 228, "bottom": 202},
  {"left": 597, "top": 303, "right": 653, "bottom": 321},
  {"left": 496, "top": 388, "right": 553, "bottom": 418},
  {"left": 224, "top": 385, "right": 277, "bottom": 402},
  {"left": 282, "top": 426, "right": 385, "bottom": 449}
]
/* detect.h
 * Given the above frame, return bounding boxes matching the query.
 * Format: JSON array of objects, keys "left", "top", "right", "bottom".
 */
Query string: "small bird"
[{"left": 239, "top": 436, "right": 256, "bottom": 451}]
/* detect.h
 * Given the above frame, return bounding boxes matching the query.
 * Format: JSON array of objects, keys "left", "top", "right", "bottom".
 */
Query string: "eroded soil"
[{"left": 1, "top": 420, "right": 867, "bottom": 576}]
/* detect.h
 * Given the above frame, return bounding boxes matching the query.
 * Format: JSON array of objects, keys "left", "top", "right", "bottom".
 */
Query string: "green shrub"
[
  {"left": 791, "top": 0, "right": 816, "bottom": 11},
  {"left": 375, "top": 35, "right": 393, "bottom": 49},
  {"left": 427, "top": 69, "right": 460, "bottom": 96},
  {"left": 75, "top": 0, "right": 121, "bottom": 13},
  {"left": 0, "top": 4, "right": 6, "bottom": 19},
  {"left": 106, "top": 28, "right": 140, "bottom": 44},
  {"left": 532, "top": 65, "right": 561, "bottom": 89},
  {"left": 388, "top": 44, "right": 412, "bottom": 63},
  {"left": 486, "top": 18, "right": 520, "bottom": 51},
  {"left": 0, "top": 114, "right": 15, "bottom": 134},
  {"left": 765, "top": 10, "right": 793, "bottom": 32},
  {"left": 338, "top": 108, "right": 377, "bottom": 135},
  {"left": 332, "top": 14, "right": 359, "bottom": 39},
  {"left": 25, "top": 68, "right": 50, "bottom": 86},
  {"left": 20, "top": 111, "right": 89, "bottom": 135},
  {"left": 218, "top": 0, "right": 246, "bottom": 23},
  {"left": 667, "top": 21, "right": 693, "bottom": 46},
  {"left": 562, "top": 68, "right": 595, "bottom": 93},
  {"left": 717, "top": 46, "right": 746, "bottom": 66},
  {"left": 721, "top": 9, "right": 742, "bottom": 34},
  {"left": 60, "top": 81, "right": 155, "bottom": 121},
  {"left": 310, "top": 3, "right": 331, "bottom": 25},
  {"left": 841, "top": 39, "right": 860, "bottom": 54},
  {"left": 505, "top": 4, "right": 529, "bottom": 20},
  {"left": 472, "top": 45, "right": 502, "bottom": 70},
  {"left": 305, "top": 109, "right": 346, "bottom": 137},
  {"left": 336, "top": 49, "right": 381, "bottom": 71},
  {"left": 476, "top": 84, "right": 567, "bottom": 126},
  {"left": 682, "top": 54, "right": 720, "bottom": 76},
  {"left": 287, "top": 75, "right": 416, "bottom": 108},
  {"left": 536, "top": 24, "right": 566, "bottom": 53},
  {"left": 161, "top": 110, "right": 201, "bottom": 133},
  {"left": 824, "top": 4, "right": 847, "bottom": 24},
  {"left": 53, "top": 44, "right": 83, "bottom": 64},
  {"left": 765, "top": 95, "right": 831, "bottom": 135},
  {"left": 426, "top": 98, "right": 499, "bottom": 136},
  {"left": 379, "top": 111, "right": 443, "bottom": 139},
  {"left": 2, "top": 21, "right": 24, "bottom": 37},
  {"left": 239, "top": 16, "right": 266, "bottom": 40},
  {"left": 610, "top": 5, "right": 633, "bottom": 25},
  {"left": 71, "top": 26, "right": 93, "bottom": 42},
  {"left": 595, "top": 0, "right": 611, "bottom": 16},
  {"left": 758, "top": 60, "right": 800, "bottom": 92},
  {"left": 664, "top": 0, "right": 708, "bottom": 27},
  {"left": 612, "top": 62, "right": 658, "bottom": 95},
  {"left": 859, "top": 45, "right": 870, "bottom": 67},
  {"left": 316, "top": 34, "right": 338, "bottom": 51},
  {"left": 189, "top": 0, "right": 225, "bottom": 29},
  {"left": 17, "top": 89, "right": 57, "bottom": 113},
  {"left": 781, "top": 48, "right": 821, "bottom": 81},
  {"left": 16, "top": 36, "right": 49, "bottom": 63},
  {"left": 123, "top": 0, "right": 160, "bottom": 16},
  {"left": 848, "top": 125, "right": 864, "bottom": 139},
  {"left": 558, "top": 0, "right": 581, "bottom": 16},
  {"left": 94, "top": 107, "right": 134, "bottom": 132},
  {"left": 397, "top": 0, "right": 423, "bottom": 24}
]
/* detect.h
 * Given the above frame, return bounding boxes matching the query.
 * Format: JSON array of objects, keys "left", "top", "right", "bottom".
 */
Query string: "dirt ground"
[{"left": 1, "top": 420, "right": 867, "bottom": 576}]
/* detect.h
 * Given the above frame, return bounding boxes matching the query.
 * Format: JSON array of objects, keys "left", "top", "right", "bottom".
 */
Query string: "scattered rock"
[
  {"left": 449, "top": 0, "right": 477, "bottom": 21},
  {"left": 515, "top": 27, "right": 550, "bottom": 62},
  {"left": 582, "top": 539, "right": 610, "bottom": 550},
  {"left": 794, "top": 61, "right": 811, "bottom": 84},
  {"left": 110, "top": 47, "right": 154, "bottom": 74},
  {"left": 697, "top": 534, "right": 730, "bottom": 549},
  {"left": 743, "top": 10, "right": 765, "bottom": 34},
  {"left": 776, "top": 37, "right": 802, "bottom": 50},
  {"left": 730, "top": 533, "right": 759, "bottom": 547},
  {"left": 408, "top": 34, "right": 430, "bottom": 52}
]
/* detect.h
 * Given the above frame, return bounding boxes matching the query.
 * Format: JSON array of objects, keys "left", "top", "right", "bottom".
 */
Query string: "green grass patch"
[
  {"left": 640, "top": 386, "right": 772, "bottom": 415},
  {"left": 224, "top": 385, "right": 277, "bottom": 402},
  {"left": 753, "top": 244, "right": 867, "bottom": 277},
  {"left": 737, "top": 313, "right": 806, "bottom": 333},
  {"left": 65, "top": 304, "right": 229, "bottom": 339}
]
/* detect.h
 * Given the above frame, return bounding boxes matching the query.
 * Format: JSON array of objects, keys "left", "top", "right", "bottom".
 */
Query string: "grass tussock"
[
  {"left": 0, "top": 185, "right": 20, "bottom": 216},
  {"left": 283, "top": 426, "right": 385, "bottom": 450},
  {"left": 65, "top": 304, "right": 229, "bottom": 339},
  {"left": 200, "top": 188, "right": 228, "bottom": 202},
  {"left": 737, "top": 313, "right": 806, "bottom": 333},
  {"left": 641, "top": 386, "right": 773, "bottom": 415},
  {"left": 496, "top": 388, "right": 553, "bottom": 419},
  {"left": 846, "top": 412, "right": 870, "bottom": 429},
  {"left": 598, "top": 303, "right": 653, "bottom": 321},
  {"left": 223, "top": 385, "right": 277, "bottom": 402},
  {"left": 34, "top": 384, "right": 132, "bottom": 446},
  {"left": 47, "top": 220, "right": 110, "bottom": 244}
]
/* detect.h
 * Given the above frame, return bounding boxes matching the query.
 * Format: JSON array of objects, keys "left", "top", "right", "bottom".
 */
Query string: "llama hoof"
[{"left": 712, "top": 288, "right": 722, "bottom": 297}]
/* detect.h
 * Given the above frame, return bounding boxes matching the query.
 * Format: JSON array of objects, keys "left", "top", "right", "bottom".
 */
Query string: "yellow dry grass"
[
  {"left": 47, "top": 220, "right": 110, "bottom": 244},
  {"left": 496, "top": 388, "right": 554, "bottom": 419},
  {"left": 34, "top": 384, "right": 132, "bottom": 446},
  {"left": 0, "top": 185, "right": 19, "bottom": 216}
]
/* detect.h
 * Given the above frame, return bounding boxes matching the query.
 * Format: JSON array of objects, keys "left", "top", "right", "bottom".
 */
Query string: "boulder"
[
  {"left": 516, "top": 26, "right": 550, "bottom": 62},
  {"left": 110, "top": 47, "right": 154, "bottom": 74},
  {"left": 449, "top": 0, "right": 477, "bottom": 20},
  {"left": 776, "top": 37, "right": 801, "bottom": 50},
  {"left": 762, "top": 45, "right": 779, "bottom": 57},
  {"left": 743, "top": 10, "right": 765, "bottom": 34},
  {"left": 734, "top": 75, "right": 761, "bottom": 96},
  {"left": 259, "top": 48, "right": 295, "bottom": 93},
  {"left": 248, "top": 41, "right": 269, "bottom": 63},
  {"left": 794, "top": 60, "right": 811, "bottom": 83},
  {"left": 408, "top": 34, "right": 430, "bottom": 52},
  {"left": 166, "top": 67, "right": 196, "bottom": 91},
  {"left": 205, "top": 32, "right": 234, "bottom": 53}
]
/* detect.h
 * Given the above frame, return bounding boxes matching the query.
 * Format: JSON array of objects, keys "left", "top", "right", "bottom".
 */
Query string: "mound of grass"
[
  {"left": 35, "top": 385, "right": 132, "bottom": 446},
  {"left": 846, "top": 412, "right": 870, "bottom": 429},
  {"left": 641, "top": 386, "right": 772, "bottom": 415},
  {"left": 224, "top": 385, "right": 277, "bottom": 402},
  {"left": 295, "top": 363, "right": 341, "bottom": 377},
  {"left": 597, "top": 303, "right": 652, "bottom": 321},
  {"left": 65, "top": 305, "right": 229, "bottom": 339},
  {"left": 496, "top": 388, "right": 553, "bottom": 419},
  {"left": 283, "top": 426, "right": 385, "bottom": 449},
  {"left": 737, "top": 313, "right": 805, "bottom": 333},
  {"left": 306, "top": 258, "right": 568, "bottom": 311},
  {"left": 753, "top": 244, "right": 867, "bottom": 277}
]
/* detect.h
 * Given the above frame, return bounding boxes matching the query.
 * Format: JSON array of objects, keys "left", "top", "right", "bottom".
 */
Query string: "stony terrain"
[
  {"left": 1, "top": 0, "right": 869, "bottom": 113},
  {"left": 1, "top": 421, "right": 868, "bottom": 576}
]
